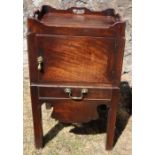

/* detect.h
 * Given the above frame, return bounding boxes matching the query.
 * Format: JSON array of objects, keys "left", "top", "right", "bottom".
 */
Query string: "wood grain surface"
[
  {"left": 36, "top": 35, "right": 115, "bottom": 84},
  {"left": 27, "top": 5, "right": 125, "bottom": 150}
]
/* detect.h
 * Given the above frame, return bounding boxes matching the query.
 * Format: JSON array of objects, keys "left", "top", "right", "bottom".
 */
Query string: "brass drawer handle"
[
  {"left": 37, "top": 56, "right": 43, "bottom": 71},
  {"left": 64, "top": 88, "right": 88, "bottom": 101}
]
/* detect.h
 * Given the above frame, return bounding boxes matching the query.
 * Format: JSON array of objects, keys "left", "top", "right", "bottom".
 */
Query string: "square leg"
[
  {"left": 30, "top": 86, "right": 43, "bottom": 149},
  {"left": 106, "top": 89, "right": 120, "bottom": 150}
]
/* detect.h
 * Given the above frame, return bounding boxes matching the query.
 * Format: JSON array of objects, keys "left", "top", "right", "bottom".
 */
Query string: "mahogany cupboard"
[{"left": 27, "top": 5, "right": 125, "bottom": 150}]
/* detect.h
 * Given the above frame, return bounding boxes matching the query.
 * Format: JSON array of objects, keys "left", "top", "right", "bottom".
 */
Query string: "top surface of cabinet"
[
  {"left": 28, "top": 5, "right": 125, "bottom": 37},
  {"left": 40, "top": 12, "right": 117, "bottom": 29}
]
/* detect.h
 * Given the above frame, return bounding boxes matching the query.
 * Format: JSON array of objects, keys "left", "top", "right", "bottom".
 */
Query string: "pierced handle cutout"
[{"left": 73, "top": 8, "right": 85, "bottom": 14}]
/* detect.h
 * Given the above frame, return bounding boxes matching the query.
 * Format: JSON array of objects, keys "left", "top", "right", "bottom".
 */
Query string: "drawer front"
[
  {"left": 35, "top": 34, "right": 116, "bottom": 84},
  {"left": 38, "top": 87, "right": 112, "bottom": 100}
]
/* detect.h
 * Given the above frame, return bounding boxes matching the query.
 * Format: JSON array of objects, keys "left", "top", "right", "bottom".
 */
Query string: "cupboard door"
[{"left": 35, "top": 34, "right": 116, "bottom": 84}]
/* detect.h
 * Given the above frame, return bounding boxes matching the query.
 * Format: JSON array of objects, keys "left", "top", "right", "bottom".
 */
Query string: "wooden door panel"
[{"left": 36, "top": 35, "right": 115, "bottom": 84}]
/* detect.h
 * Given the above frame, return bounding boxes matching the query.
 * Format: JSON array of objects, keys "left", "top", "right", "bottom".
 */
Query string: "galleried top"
[{"left": 30, "top": 5, "right": 123, "bottom": 29}]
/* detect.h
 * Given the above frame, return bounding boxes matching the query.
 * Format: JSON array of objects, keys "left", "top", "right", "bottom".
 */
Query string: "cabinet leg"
[
  {"left": 30, "top": 86, "right": 43, "bottom": 149},
  {"left": 106, "top": 89, "right": 119, "bottom": 150}
]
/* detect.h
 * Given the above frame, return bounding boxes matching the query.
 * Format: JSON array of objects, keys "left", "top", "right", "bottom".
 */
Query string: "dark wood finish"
[
  {"left": 27, "top": 5, "right": 125, "bottom": 150},
  {"left": 106, "top": 89, "right": 120, "bottom": 150},
  {"left": 51, "top": 100, "right": 110, "bottom": 123},
  {"left": 28, "top": 18, "right": 125, "bottom": 37},
  {"left": 33, "top": 5, "right": 118, "bottom": 19},
  {"left": 30, "top": 86, "right": 43, "bottom": 148},
  {"left": 36, "top": 35, "right": 115, "bottom": 84},
  {"left": 38, "top": 87, "right": 112, "bottom": 100},
  {"left": 28, "top": 6, "right": 125, "bottom": 37},
  {"left": 40, "top": 12, "right": 116, "bottom": 28}
]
